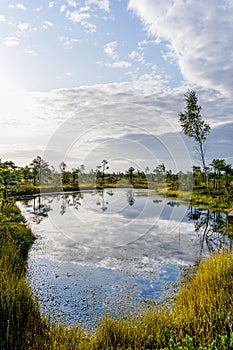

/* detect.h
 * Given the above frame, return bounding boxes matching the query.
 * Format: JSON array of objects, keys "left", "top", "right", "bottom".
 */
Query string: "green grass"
[
  {"left": 1, "top": 202, "right": 233, "bottom": 349},
  {"left": 0, "top": 222, "right": 48, "bottom": 349}
]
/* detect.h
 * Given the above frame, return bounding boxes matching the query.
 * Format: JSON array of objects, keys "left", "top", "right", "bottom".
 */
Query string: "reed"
[{"left": 0, "top": 215, "right": 48, "bottom": 349}]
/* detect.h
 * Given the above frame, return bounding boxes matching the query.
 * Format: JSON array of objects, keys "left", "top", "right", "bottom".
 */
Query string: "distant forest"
[{"left": 0, "top": 156, "right": 232, "bottom": 206}]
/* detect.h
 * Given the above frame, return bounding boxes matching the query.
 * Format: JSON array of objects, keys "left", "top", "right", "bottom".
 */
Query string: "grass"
[
  {"left": 1, "top": 201, "right": 233, "bottom": 349},
  {"left": 0, "top": 223, "right": 47, "bottom": 349}
]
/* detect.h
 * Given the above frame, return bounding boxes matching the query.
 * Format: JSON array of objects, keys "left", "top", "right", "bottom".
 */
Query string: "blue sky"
[
  {"left": 0, "top": 0, "right": 183, "bottom": 91},
  {"left": 0, "top": 0, "right": 232, "bottom": 172}
]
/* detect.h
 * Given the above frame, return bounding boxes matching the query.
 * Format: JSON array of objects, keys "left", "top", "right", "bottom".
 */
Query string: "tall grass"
[
  {"left": 1, "top": 203, "right": 233, "bottom": 349},
  {"left": 173, "top": 251, "right": 233, "bottom": 345},
  {"left": 0, "top": 211, "right": 48, "bottom": 349}
]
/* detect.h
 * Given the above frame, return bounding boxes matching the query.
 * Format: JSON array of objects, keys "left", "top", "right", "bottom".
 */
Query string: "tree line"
[
  {"left": 0, "top": 155, "right": 232, "bottom": 197},
  {"left": 0, "top": 90, "right": 232, "bottom": 199}
]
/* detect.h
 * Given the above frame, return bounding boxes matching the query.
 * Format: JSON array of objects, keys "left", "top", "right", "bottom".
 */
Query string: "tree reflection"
[
  {"left": 97, "top": 190, "right": 109, "bottom": 212},
  {"left": 60, "top": 195, "right": 67, "bottom": 215},
  {"left": 22, "top": 196, "right": 53, "bottom": 224},
  {"left": 60, "top": 193, "right": 83, "bottom": 215},
  {"left": 167, "top": 200, "right": 180, "bottom": 207},
  {"left": 126, "top": 190, "right": 135, "bottom": 206},
  {"left": 188, "top": 208, "right": 232, "bottom": 257}
]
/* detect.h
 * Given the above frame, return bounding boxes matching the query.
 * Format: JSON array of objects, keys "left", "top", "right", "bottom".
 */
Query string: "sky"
[{"left": 0, "top": 0, "right": 232, "bottom": 173}]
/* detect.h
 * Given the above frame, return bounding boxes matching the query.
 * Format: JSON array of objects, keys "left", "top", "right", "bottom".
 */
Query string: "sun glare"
[
  {"left": 0, "top": 70, "right": 32, "bottom": 124},
  {"left": 0, "top": 70, "right": 22, "bottom": 95}
]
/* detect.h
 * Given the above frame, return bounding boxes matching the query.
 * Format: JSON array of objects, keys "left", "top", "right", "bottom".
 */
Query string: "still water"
[{"left": 18, "top": 189, "right": 230, "bottom": 327}]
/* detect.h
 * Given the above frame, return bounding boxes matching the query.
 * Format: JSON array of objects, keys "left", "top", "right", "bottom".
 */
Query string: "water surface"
[{"left": 18, "top": 189, "right": 230, "bottom": 327}]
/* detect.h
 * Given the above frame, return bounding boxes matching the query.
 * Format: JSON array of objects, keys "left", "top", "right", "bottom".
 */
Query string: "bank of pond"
[{"left": 0, "top": 189, "right": 233, "bottom": 349}]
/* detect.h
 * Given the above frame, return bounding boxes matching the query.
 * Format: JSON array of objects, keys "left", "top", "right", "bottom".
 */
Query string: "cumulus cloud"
[
  {"left": 60, "top": 5, "right": 66, "bottom": 13},
  {"left": 9, "top": 3, "right": 26, "bottom": 11},
  {"left": 17, "top": 22, "right": 29, "bottom": 31},
  {"left": 128, "top": 0, "right": 233, "bottom": 96},
  {"left": 66, "top": 10, "right": 90, "bottom": 23},
  {"left": 103, "top": 41, "right": 119, "bottom": 59},
  {"left": 106, "top": 61, "right": 131, "bottom": 68},
  {"left": 63, "top": 0, "right": 111, "bottom": 33},
  {"left": 3, "top": 36, "right": 19, "bottom": 47},
  {"left": 103, "top": 41, "right": 132, "bottom": 68},
  {"left": 36, "top": 83, "right": 232, "bottom": 172},
  {"left": 129, "top": 49, "right": 145, "bottom": 65},
  {"left": 66, "top": 9, "right": 97, "bottom": 32},
  {"left": 42, "top": 20, "right": 54, "bottom": 29},
  {"left": 86, "top": 0, "right": 110, "bottom": 13},
  {"left": 60, "top": 36, "right": 80, "bottom": 49},
  {"left": 0, "top": 77, "right": 232, "bottom": 169},
  {"left": 66, "top": 0, "right": 77, "bottom": 7},
  {"left": 49, "top": 1, "right": 55, "bottom": 8}
]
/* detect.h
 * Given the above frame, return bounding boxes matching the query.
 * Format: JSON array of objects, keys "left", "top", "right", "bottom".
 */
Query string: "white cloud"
[
  {"left": 128, "top": 0, "right": 233, "bottom": 96},
  {"left": 66, "top": 9, "right": 96, "bottom": 32},
  {"left": 42, "top": 21, "right": 54, "bottom": 29},
  {"left": 66, "top": 0, "right": 77, "bottom": 7},
  {"left": 80, "top": 6, "right": 90, "bottom": 12},
  {"left": 83, "top": 21, "right": 96, "bottom": 33},
  {"left": 49, "top": 2, "right": 55, "bottom": 8},
  {"left": 0, "top": 14, "right": 5, "bottom": 23},
  {"left": 129, "top": 49, "right": 145, "bottom": 65},
  {"left": 59, "top": 36, "right": 80, "bottom": 49},
  {"left": 103, "top": 41, "right": 132, "bottom": 68},
  {"left": 66, "top": 10, "right": 90, "bottom": 23},
  {"left": 106, "top": 61, "right": 131, "bottom": 68},
  {"left": 86, "top": 0, "right": 110, "bottom": 13},
  {"left": 0, "top": 79, "right": 232, "bottom": 169},
  {"left": 25, "top": 49, "right": 37, "bottom": 56},
  {"left": 103, "top": 41, "right": 119, "bottom": 59},
  {"left": 3, "top": 36, "right": 19, "bottom": 47},
  {"left": 18, "top": 22, "right": 29, "bottom": 31},
  {"left": 9, "top": 3, "right": 26, "bottom": 11},
  {"left": 64, "top": 1, "right": 110, "bottom": 33},
  {"left": 60, "top": 5, "right": 66, "bottom": 13}
]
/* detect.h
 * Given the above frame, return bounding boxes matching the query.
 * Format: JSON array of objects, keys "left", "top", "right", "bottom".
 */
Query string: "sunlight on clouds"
[
  {"left": 128, "top": 0, "right": 233, "bottom": 96},
  {"left": 0, "top": 78, "right": 232, "bottom": 168},
  {"left": 0, "top": 69, "right": 21, "bottom": 94}
]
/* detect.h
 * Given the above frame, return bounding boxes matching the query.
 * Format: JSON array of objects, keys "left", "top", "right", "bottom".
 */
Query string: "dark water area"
[{"left": 17, "top": 189, "right": 231, "bottom": 328}]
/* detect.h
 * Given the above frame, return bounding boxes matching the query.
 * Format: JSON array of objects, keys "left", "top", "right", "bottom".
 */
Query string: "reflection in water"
[
  {"left": 188, "top": 208, "right": 232, "bottom": 259},
  {"left": 127, "top": 190, "right": 135, "bottom": 206},
  {"left": 20, "top": 191, "right": 232, "bottom": 261},
  {"left": 18, "top": 189, "right": 232, "bottom": 327},
  {"left": 167, "top": 200, "right": 180, "bottom": 207}
]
